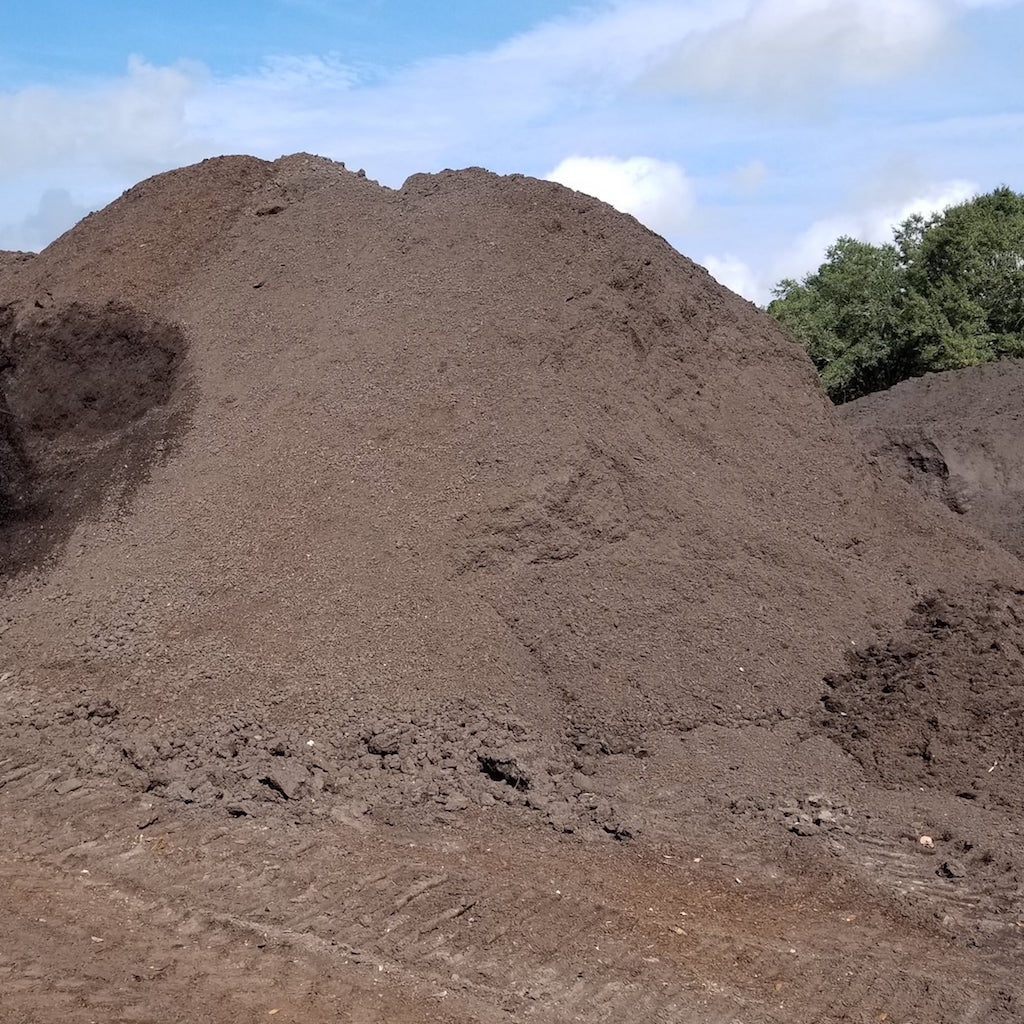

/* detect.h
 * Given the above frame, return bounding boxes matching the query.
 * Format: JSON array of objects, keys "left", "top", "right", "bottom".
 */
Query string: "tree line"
[{"left": 767, "top": 187, "right": 1024, "bottom": 403}]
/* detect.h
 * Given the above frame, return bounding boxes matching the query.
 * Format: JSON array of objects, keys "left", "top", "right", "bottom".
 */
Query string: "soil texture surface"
[
  {"left": 1, "top": 154, "right": 1022, "bottom": 1022},
  {"left": 843, "top": 359, "right": 1024, "bottom": 560}
]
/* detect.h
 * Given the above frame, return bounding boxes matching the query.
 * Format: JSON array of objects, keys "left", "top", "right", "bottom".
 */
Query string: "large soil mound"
[
  {"left": 842, "top": 359, "right": 1024, "bottom": 560},
  {"left": 3, "top": 154, "right": 1016, "bottom": 727},
  {"left": 1, "top": 155, "right": 1022, "bottom": 1022}
]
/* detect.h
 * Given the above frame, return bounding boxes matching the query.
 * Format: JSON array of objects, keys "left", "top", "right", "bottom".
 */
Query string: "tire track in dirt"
[{"left": 2, "top": 765, "right": 1018, "bottom": 1024}]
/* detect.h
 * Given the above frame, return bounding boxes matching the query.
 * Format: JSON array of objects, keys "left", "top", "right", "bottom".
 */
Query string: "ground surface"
[
  {"left": 1, "top": 155, "right": 1022, "bottom": 1021},
  {"left": 2, "top": 755, "right": 1020, "bottom": 1024}
]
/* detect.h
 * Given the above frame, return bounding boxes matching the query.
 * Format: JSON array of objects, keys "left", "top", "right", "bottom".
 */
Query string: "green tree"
[
  {"left": 910, "top": 186, "right": 1024, "bottom": 364},
  {"left": 768, "top": 186, "right": 1024, "bottom": 402},
  {"left": 770, "top": 237, "right": 912, "bottom": 402}
]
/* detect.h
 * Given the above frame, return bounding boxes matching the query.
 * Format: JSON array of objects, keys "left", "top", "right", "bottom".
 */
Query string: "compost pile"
[
  {"left": 843, "top": 359, "right": 1024, "bottom": 560},
  {"left": 1, "top": 155, "right": 1022, "bottom": 1023}
]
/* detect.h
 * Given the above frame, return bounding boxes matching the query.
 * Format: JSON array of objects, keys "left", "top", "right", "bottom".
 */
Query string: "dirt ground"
[
  {"left": 1, "top": 155, "right": 1022, "bottom": 1021},
  {"left": 2, "top": 749, "right": 1021, "bottom": 1023}
]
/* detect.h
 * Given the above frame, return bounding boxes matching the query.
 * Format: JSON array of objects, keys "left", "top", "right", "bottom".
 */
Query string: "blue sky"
[{"left": 1, "top": 0, "right": 1022, "bottom": 302}]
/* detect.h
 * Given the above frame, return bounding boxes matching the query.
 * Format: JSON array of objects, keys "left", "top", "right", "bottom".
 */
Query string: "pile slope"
[
  {"left": 2, "top": 155, "right": 1016, "bottom": 729},
  {"left": 842, "top": 359, "right": 1024, "bottom": 560}
]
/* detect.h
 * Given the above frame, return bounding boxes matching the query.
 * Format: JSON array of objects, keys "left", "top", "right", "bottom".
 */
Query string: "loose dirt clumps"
[
  {"left": 0, "top": 683, "right": 638, "bottom": 837},
  {"left": 1, "top": 154, "right": 1022, "bottom": 1022},
  {"left": 822, "top": 584, "right": 1024, "bottom": 810}
]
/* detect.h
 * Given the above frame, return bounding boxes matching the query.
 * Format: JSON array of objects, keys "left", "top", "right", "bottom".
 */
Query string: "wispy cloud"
[
  {"left": 0, "top": 0, "right": 1017, "bottom": 302},
  {"left": 704, "top": 177, "right": 979, "bottom": 303},
  {"left": 643, "top": 0, "right": 950, "bottom": 104},
  {"left": 784, "top": 177, "right": 978, "bottom": 266},
  {"left": 0, "top": 56, "right": 204, "bottom": 176},
  {"left": 3, "top": 0, "right": 983, "bottom": 188}
]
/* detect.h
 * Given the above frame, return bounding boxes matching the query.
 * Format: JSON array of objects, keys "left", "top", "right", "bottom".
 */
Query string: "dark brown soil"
[
  {"left": 822, "top": 584, "right": 1024, "bottom": 811},
  {"left": 0, "top": 301, "right": 190, "bottom": 572},
  {"left": 842, "top": 359, "right": 1024, "bottom": 560},
  {"left": 1, "top": 154, "right": 1022, "bottom": 1022}
]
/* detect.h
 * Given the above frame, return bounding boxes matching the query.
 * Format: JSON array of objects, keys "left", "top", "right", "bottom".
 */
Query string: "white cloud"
[
  {"left": 783, "top": 178, "right": 977, "bottom": 273},
  {"left": 703, "top": 254, "right": 762, "bottom": 299},
  {"left": 0, "top": 0, "right": 1015, "bottom": 262},
  {"left": 0, "top": 188, "right": 93, "bottom": 251},
  {"left": 0, "top": 0, "right": 979, "bottom": 198},
  {"left": 545, "top": 155, "right": 696, "bottom": 236},
  {"left": 0, "top": 56, "right": 205, "bottom": 177},
  {"left": 645, "top": 0, "right": 951, "bottom": 103},
  {"left": 705, "top": 177, "right": 981, "bottom": 304}
]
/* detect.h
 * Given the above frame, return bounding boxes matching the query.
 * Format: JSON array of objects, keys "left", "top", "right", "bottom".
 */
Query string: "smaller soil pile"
[{"left": 842, "top": 360, "right": 1024, "bottom": 560}]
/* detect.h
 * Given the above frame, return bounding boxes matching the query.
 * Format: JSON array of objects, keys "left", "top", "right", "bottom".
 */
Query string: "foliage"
[{"left": 767, "top": 187, "right": 1024, "bottom": 403}]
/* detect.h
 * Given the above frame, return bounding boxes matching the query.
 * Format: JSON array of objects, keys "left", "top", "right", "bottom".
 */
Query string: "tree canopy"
[{"left": 767, "top": 186, "right": 1024, "bottom": 403}]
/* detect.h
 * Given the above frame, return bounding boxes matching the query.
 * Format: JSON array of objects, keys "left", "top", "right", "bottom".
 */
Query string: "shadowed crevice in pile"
[{"left": 0, "top": 300, "right": 191, "bottom": 574}]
